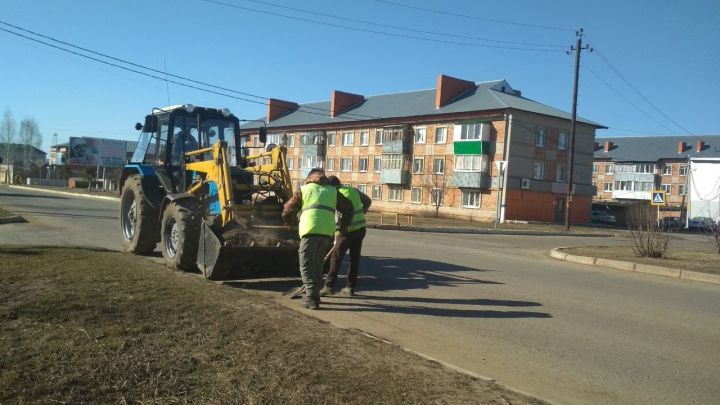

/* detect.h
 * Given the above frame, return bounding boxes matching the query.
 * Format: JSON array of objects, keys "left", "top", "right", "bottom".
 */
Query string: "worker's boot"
[
  {"left": 340, "top": 287, "right": 355, "bottom": 297},
  {"left": 301, "top": 295, "right": 320, "bottom": 310},
  {"left": 319, "top": 286, "right": 335, "bottom": 297}
]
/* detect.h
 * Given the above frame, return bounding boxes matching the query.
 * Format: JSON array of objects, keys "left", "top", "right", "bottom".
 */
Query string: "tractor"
[{"left": 119, "top": 104, "right": 299, "bottom": 279}]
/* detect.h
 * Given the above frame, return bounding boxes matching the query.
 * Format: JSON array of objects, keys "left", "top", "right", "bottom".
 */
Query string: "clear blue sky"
[{"left": 1, "top": 0, "right": 718, "bottom": 150}]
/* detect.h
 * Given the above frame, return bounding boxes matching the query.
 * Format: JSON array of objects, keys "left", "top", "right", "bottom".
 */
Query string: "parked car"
[
  {"left": 660, "top": 217, "right": 682, "bottom": 230},
  {"left": 688, "top": 217, "right": 718, "bottom": 232},
  {"left": 591, "top": 211, "right": 617, "bottom": 225}
]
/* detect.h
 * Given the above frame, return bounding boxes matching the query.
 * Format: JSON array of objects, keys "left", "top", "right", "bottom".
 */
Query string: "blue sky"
[{"left": 1, "top": 0, "right": 718, "bottom": 150}]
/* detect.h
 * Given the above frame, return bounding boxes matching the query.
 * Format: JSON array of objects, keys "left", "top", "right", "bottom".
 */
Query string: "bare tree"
[
  {"left": 0, "top": 109, "right": 17, "bottom": 183},
  {"left": 423, "top": 173, "right": 451, "bottom": 217},
  {"left": 18, "top": 117, "right": 42, "bottom": 176},
  {"left": 626, "top": 204, "right": 669, "bottom": 258}
]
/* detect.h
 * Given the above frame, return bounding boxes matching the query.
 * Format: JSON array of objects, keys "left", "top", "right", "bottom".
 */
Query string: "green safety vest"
[
  {"left": 339, "top": 186, "right": 367, "bottom": 232},
  {"left": 299, "top": 183, "right": 337, "bottom": 238}
]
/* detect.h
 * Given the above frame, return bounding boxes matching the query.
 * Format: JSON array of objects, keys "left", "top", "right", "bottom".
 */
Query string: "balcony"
[
  {"left": 301, "top": 144, "right": 325, "bottom": 158},
  {"left": 452, "top": 172, "right": 490, "bottom": 188},
  {"left": 613, "top": 172, "right": 656, "bottom": 182},
  {"left": 612, "top": 190, "right": 651, "bottom": 200},
  {"left": 380, "top": 169, "right": 410, "bottom": 185}
]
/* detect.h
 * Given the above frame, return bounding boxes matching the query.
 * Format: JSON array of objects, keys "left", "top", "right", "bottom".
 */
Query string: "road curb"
[
  {"left": 368, "top": 224, "right": 613, "bottom": 238},
  {"left": 9, "top": 185, "right": 120, "bottom": 202},
  {"left": 549, "top": 248, "right": 720, "bottom": 286},
  {"left": 0, "top": 215, "right": 25, "bottom": 224}
]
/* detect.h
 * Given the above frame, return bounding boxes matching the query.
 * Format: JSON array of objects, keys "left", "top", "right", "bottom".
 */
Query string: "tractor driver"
[{"left": 171, "top": 129, "right": 198, "bottom": 165}]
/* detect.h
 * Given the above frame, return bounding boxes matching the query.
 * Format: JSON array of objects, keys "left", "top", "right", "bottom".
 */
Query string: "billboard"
[{"left": 68, "top": 137, "right": 127, "bottom": 167}]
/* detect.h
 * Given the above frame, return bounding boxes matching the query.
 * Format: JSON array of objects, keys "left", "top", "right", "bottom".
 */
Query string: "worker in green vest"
[
  {"left": 321, "top": 175, "right": 372, "bottom": 297},
  {"left": 282, "top": 168, "right": 353, "bottom": 309}
]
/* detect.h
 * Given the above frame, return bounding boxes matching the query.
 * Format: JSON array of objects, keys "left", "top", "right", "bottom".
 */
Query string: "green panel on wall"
[{"left": 454, "top": 141, "right": 489, "bottom": 155}]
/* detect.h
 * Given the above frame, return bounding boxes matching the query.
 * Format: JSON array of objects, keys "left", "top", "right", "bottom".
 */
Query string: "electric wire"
[
  {"left": 233, "top": 0, "right": 566, "bottom": 48},
  {"left": 201, "top": 0, "right": 565, "bottom": 52},
  {"left": 0, "top": 20, "right": 383, "bottom": 121},
  {"left": 369, "top": 0, "right": 575, "bottom": 32}
]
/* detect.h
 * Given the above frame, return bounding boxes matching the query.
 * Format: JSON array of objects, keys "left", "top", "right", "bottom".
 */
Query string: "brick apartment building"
[
  {"left": 592, "top": 135, "right": 720, "bottom": 222},
  {"left": 240, "top": 75, "right": 605, "bottom": 224}
]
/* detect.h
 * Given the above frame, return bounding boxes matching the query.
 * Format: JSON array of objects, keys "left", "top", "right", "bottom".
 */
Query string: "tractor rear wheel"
[
  {"left": 120, "top": 175, "right": 158, "bottom": 254},
  {"left": 161, "top": 199, "right": 201, "bottom": 271}
]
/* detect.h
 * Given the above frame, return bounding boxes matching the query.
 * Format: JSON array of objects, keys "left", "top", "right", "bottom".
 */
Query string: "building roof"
[
  {"left": 241, "top": 79, "right": 605, "bottom": 130},
  {"left": 0, "top": 143, "right": 46, "bottom": 155},
  {"left": 595, "top": 135, "right": 720, "bottom": 162}
]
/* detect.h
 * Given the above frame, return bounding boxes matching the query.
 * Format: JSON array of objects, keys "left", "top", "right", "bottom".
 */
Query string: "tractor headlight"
[
  {"left": 221, "top": 108, "right": 232, "bottom": 117},
  {"left": 183, "top": 104, "right": 195, "bottom": 113}
]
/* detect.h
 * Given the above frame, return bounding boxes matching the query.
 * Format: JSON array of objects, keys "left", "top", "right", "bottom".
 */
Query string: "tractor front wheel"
[
  {"left": 161, "top": 199, "right": 201, "bottom": 271},
  {"left": 120, "top": 175, "right": 158, "bottom": 254}
]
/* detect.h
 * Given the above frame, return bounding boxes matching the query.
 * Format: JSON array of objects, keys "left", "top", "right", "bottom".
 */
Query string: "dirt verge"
[
  {"left": 560, "top": 246, "right": 720, "bottom": 275},
  {"left": 0, "top": 246, "right": 543, "bottom": 404}
]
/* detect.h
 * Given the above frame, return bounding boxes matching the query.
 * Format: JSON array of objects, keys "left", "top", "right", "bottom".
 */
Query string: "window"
[
  {"left": 535, "top": 129, "right": 546, "bottom": 147},
  {"left": 412, "top": 157, "right": 424, "bottom": 174},
  {"left": 297, "top": 157, "right": 302, "bottom": 169},
  {"left": 680, "top": 165, "right": 688, "bottom": 176},
  {"left": 411, "top": 187, "right": 422, "bottom": 204},
  {"left": 359, "top": 157, "right": 368, "bottom": 172},
  {"left": 373, "top": 156, "right": 382, "bottom": 172},
  {"left": 663, "top": 165, "right": 672, "bottom": 175},
  {"left": 342, "top": 132, "right": 354, "bottom": 146},
  {"left": 679, "top": 184, "right": 686, "bottom": 195},
  {"left": 435, "top": 127, "right": 447, "bottom": 144},
  {"left": 287, "top": 135, "right": 295, "bottom": 147},
  {"left": 662, "top": 184, "right": 672, "bottom": 195},
  {"left": 371, "top": 185, "right": 382, "bottom": 200},
  {"left": 556, "top": 162, "right": 567, "bottom": 182},
  {"left": 327, "top": 132, "right": 336, "bottom": 146},
  {"left": 303, "top": 155, "right": 322, "bottom": 169},
  {"left": 356, "top": 184, "right": 367, "bottom": 195},
  {"left": 455, "top": 155, "right": 481, "bottom": 172},
  {"left": 605, "top": 164, "right": 614, "bottom": 174},
  {"left": 414, "top": 127, "right": 426, "bottom": 144},
  {"left": 360, "top": 130, "right": 369, "bottom": 146},
  {"left": 460, "top": 123, "right": 482, "bottom": 140},
  {"left": 388, "top": 186, "right": 403, "bottom": 201},
  {"left": 266, "top": 133, "right": 282, "bottom": 145},
  {"left": 635, "top": 181, "right": 653, "bottom": 191},
  {"left": 287, "top": 157, "right": 294, "bottom": 169},
  {"left": 558, "top": 131, "right": 568, "bottom": 150},
  {"left": 382, "top": 154, "right": 402, "bottom": 170},
  {"left": 326, "top": 158, "right": 335, "bottom": 171},
  {"left": 375, "top": 129, "right": 383, "bottom": 145},
  {"left": 433, "top": 158, "right": 444, "bottom": 174},
  {"left": 593, "top": 164, "right": 598, "bottom": 173},
  {"left": 340, "top": 157, "right": 352, "bottom": 172},
  {"left": 604, "top": 182, "right": 613, "bottom": 191},
  {"left": 634, "top": 163, "right": 655, "bottom": 173},
  {"left": 533, "top": 162, "right": 545, "bottom": 180},
  {"left": 430, "top": 188, "right": 443, "bottom": 205},
  {"left": 592, "top": 181, "right": 597, "bottom": 189},
  {"left": 462, "top": 190, "right": 481, "bottom": 208},
  {"left": 616, "top": 180, "right": 633, "bottom": 191}
]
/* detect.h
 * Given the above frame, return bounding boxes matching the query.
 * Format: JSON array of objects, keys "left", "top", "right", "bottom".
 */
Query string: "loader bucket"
[{"left": 197, "top": 222, "right": 300, "bottom": 280}]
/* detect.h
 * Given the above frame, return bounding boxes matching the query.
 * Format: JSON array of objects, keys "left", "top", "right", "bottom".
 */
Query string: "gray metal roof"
[
  {"left": 595, "top": 135, "right": 720, "bottom": 162},
  {"left": 241, "top": 80, "right": 604, "bottom": 129}
]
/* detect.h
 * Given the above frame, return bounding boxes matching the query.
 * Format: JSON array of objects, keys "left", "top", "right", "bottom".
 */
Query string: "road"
[{"left": 2, "top": 185, "right": 719, "bottom": 404}]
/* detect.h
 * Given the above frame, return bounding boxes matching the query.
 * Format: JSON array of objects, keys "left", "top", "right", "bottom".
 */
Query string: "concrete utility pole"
[{"left": 565, "top": 28, "right": 592, "bottom": 230}]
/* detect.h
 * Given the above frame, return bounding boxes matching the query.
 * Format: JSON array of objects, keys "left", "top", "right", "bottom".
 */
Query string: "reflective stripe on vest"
[
  {"left": 339, "top": 186, "right": 366, "bottom": 232},
  {"left": 299, "top": 183, "right": 337, "bottom": 238}
]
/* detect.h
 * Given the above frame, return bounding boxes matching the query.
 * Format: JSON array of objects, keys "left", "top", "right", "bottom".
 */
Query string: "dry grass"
[
  {"left": 561, "top": 246, "right": 720, "bottom": 275},
  {"left": 0, "top": 207, "right": 15, "bottom": 219},
  {"left": 0, "top": 246, "right": 542, "bottom": 404}
]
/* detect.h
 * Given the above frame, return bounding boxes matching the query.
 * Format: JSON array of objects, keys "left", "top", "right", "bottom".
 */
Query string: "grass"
[
  {"left": 0, "top": 246, "right": 542, "bottom": 404},
  {"left": 561, "top": 246, "right": 720, "bottom": 275},
  {"left": 0, "top": 207, "right": 15, "bottom": 219}
]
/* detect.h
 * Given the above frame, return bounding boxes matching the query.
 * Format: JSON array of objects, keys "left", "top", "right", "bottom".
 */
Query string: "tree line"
[{"left": 0, "top": 108, "right": 43, "bottom": 182}]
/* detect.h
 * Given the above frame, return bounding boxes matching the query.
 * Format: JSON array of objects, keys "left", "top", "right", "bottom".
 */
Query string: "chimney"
[
  {"left": 435, "top": 74, "right": 475, "bottom": 108},
  {"left": 330, "top": 90, "right": 364, "bottom": 117},
  {"left": 696, "top": 140, "right": 705, "bottom": 152},
  {"left": 604, "top": 141, "right": 614, "bottom": 152},
  {"left": 266, "top": 98, "right": 298, "bottom": 122},
  {"left": 678, "top": 141, "right": 687, "bottom": 153}
]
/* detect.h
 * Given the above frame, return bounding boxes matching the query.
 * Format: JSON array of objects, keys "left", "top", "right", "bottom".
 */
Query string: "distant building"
[
  {"left": 592, "top": 135, "right": 720, "bottom": 223},
  {"left": 240, "top": 75, "right": 605, "bottom": 224},
  {"left": 0, "top": 143, "right": 47, "bottom": 183}
]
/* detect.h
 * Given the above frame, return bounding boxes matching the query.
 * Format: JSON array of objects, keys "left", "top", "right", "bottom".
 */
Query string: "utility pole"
[{"left": 565, "top": 28, "right": 592, "bottom": 230}]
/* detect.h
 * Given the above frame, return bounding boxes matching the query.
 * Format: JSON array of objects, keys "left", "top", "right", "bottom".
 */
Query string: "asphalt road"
[{"left": 2, "top": 185, "right": 719, "bottom": 405}]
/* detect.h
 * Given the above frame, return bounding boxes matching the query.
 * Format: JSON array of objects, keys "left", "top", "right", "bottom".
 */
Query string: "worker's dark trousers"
[{"left": 325, "top": 227, "right": 366, "bottom": 289}]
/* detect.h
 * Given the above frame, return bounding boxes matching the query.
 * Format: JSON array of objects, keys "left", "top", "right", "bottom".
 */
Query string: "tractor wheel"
[
  {"left": 120, "top": 175, "right": 158, "bottom": 254},
  {"left": 160, "top": 199, "right": 201, "bottom": 271}
]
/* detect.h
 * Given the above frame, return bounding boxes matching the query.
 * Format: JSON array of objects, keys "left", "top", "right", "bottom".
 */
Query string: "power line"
[
  {"left": 0, "top": 20, "right": 381, "bottom": 120},
  {"left": 235, "top": 0, "right": 566, "bottom": 48},
  {"left": 201, "top": 0, "right": 565, "bottom": 52},
  {"left": 369, "top": 0, "right": 575, "bottom": 32}
]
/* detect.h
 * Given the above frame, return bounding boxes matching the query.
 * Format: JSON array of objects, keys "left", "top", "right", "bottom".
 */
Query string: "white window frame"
[
  {"left": 382, "top": 154, "right": 402, "bottom": 170},
  {"left": 679, "top": 165, "right": 688, "bottom": 176},
  {"left": 412, "top": 157, "right": 424, "bottom": 174},
  {"left": 558, "top": 131, "right": 568, "bottom": 150},
  {"left": 533, "top": 162, "right": 545, "bottom": 180},
  {"left": 662, "top": 184, "right": 672, "bottom": 195},
  {"left": 287, "top": 157, "right": 294, "bottom": 169},
  {"left": 373, "top": 156, "right": 382, "bottom": 172},
  {"left": 360, "top": 130, "right": 369, "bottom": 146},
  {"left": 326, "top": 158, "right": 335, "bottom": 171},
  {"left": 375, "top": 129, "right": 383, "bottom": 145},
  {"left": 604, "top": 182, "right": 613, "bottom": 191},
  {"left": 435, "top": 126, "right": 447, "bottom": 144},
  {"left": 605, "top": 164, "right": 614, "bottom": 174},
  {"left": 340, "top": 157, "right": 352, "bottom": 172},
  {"left": 454, "top": 155, "right": 481, "bottom": 172},
  {"left": 357, "top": 184, "right": 367, "bottom": 195},
  {"left": 663, "top": 165, "right": 672, "bottom": 175},
  {"left": 678, "top": 184, "right": 686, "bottom": 195},
  {"left": 592, "top": 164, "right": 598, "bottom": 173},
  {"left": 371, "top": 185, "right": 382, "bottom": 200},
  {"left": 414, "top": 126, "right": 426, "bottom": 144},
  {"left": 388, "top": 185, "right": 403, "bottom": 202},
  {"left": 433, "top": 158, "right": 444, "bottom": 174},
  {"left": 359, "top": 156, "right": 368, "bottom": 172},
  {"left": 342, "top": 131, "right": 354, "bottom": 146},
  {"left": 461, "top": 190, "right": 481, "bottom": 208},
  {"left": 411, "top": 187, "right": 422, "bottom": 204},
  {"left": 535, "top": 128, "right": 546, "bottom": 147},
  {"left": 430, "top": 188, "right": 443, "bottom": 205},
  {"left": 460, "top": 123, "right": 482, "bottom": 140},
  {"left": 327, "top": 132, "right": 336, "bottom": 146}
]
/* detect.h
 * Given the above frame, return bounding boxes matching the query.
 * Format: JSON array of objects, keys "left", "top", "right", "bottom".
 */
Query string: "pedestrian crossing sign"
[{"left": 651, "top": 191, "right": 666, "bottom": 206}]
